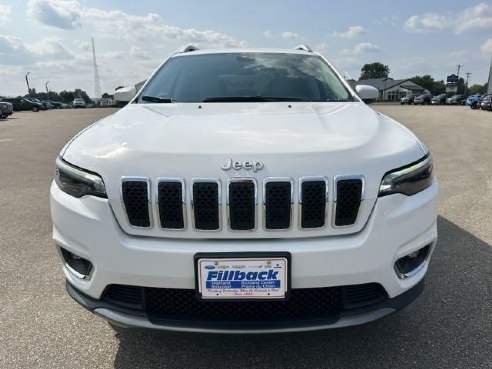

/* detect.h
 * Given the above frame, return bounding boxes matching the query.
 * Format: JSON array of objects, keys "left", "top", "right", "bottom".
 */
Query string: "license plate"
[{"left": 195, "top": 253, "right": 290, "bottom": 300}]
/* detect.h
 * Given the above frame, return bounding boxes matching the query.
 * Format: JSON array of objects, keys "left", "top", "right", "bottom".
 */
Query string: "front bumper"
[
  {"left": 51, "top": 179, "right": 438, "bottom": 332},
  {"left": 66, "top": 279, "right": 424, "bottom": 333}
]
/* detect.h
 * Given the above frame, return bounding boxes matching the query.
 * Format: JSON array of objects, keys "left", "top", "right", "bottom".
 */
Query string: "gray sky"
[{"left": 1, "top": 0, "right": 491, "bottom": 97}]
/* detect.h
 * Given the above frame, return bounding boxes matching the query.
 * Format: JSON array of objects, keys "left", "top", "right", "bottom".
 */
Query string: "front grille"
[
  {"left": 300, "top": 179, "right": 327, "bottom": 228},
  {"left": 121, "top": 179, "right": 150, "bottom": 227},
  {"left": 103, "top": 283, "right": 387, "bottom": 322},
  {"left": 120, "top": 175, "right": 364, "bottom": 232},
  {"left": 335, "top": 178, "right": 363, "bottom": 226},
  {"left": 264, "top": 181, "right": 292, "bottom": 230},
  {"left": 157, "top": 180, "right": 184, "bottom": 229},
  {"left": 192, "top": 181, "right": 220, "bottom": 230},
  {"left": 228, "top": 180, "right": 256, "bottom": 230}
]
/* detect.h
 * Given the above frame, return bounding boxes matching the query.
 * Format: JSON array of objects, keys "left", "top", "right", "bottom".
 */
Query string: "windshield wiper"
[
  {"left": 141, "top": 95, "right": 177, "bottom": 103},
  {"left": 202, "top": 96, "right": 304, "bottom": 102}
]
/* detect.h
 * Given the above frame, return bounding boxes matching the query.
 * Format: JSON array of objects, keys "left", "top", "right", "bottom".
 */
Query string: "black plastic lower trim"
[{"left": 66, "top": 279, "right": 424, "bottom": 331}]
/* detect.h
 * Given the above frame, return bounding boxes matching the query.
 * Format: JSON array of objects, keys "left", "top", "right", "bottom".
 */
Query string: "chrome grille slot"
[
  {"left": 299, "top": 178, "right": 328, "bottom": 229},
  {"left": 121, "top": 178, "right": 151, "bottom": 228},
  {"left": 157, "top": 179, "right": 185, "bottom": 230},
  {"left": 228, "top": 179, "right": 256, "bottom": 231},
  {"left": 334, "top": 176, "right": 363, "bottom": 227},
  {"left": 192, "top": 180, "right": 220, "bottom": 231},
  {"left": 264, "top": 179, "right": 293, "bottom": 230}
]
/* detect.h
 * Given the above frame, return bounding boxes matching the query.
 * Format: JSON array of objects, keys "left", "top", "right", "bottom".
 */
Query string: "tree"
[
  {"left": 359, "top": 62, "right": 390, "bottom": 80},
  {"left": 101, "top": 92, "right": 113, "bottom": 99},
  {"left": 410, "top": 75, "right": 445, "bottom": 95},
  {"left": 467, "top": 83, "right": 488, "bottom": 95},
  {"left": 456, "top": 77, "right": 465, "bottom": 94},
  {"left": 74, "top": 89, "right": 92, "bottom": 103}
]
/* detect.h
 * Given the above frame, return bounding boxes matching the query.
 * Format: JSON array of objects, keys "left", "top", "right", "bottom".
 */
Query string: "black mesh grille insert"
[
  {"left": 228, "top": 181, "right": 256, "bottom": 230},
  {"left": 300, "top": 180, "right": 327, "bottom": 228},
  {"left": 335, "top": 179, "right": 363, "bottom": 226},
  {"left": 103, "top": 283, "right": 387, "bottom": 323},
  {"left": 193, "top": 182, "right": 220, "bottom": 230},
  {"left": 265, "top": 181, "right": 292, "bottom": 229},
  {"left": 104, "top": 285, "right": 144, "bottom": 309},
  {"left": 122, "top": 180, "right": 150, "bottom": 227},
  {"left": 158, "top": 181, "right": 184, "bottom": 229}
]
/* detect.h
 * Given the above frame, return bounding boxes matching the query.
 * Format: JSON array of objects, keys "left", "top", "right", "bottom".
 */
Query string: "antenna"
[{"left": 92, "top": 37, "right": 102, "bottom": 99}]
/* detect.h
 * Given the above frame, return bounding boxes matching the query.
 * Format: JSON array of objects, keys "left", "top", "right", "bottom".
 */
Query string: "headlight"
[
  {"left": 379, "top": 154, "right": 433, "bottom": 197},
  {"left": 55, "top": 157, "right": 107, "bottom": 198}
]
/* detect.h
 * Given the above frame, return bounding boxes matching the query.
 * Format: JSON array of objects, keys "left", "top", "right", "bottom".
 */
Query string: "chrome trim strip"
[
  {"left": 298, "top": 176, "right": 329, "bottom": 230},
  {"left": 65, "top": 263, "right": 90, "bottom": 280},
  {"left": 190, "top": 178, "right": 222, "bottom": 231},
  {"left": 394, "top": 243, "right": 433, "bottom": 279},
  {"left": 155, "top": 177, "right": 186, "bottom": 231},
  {"left": 120, "top": 176, "right": 153, "bottom": 229},
  {"left": 227, "top": 177, "right": 258, "bottom": 232},
  {"left": 263, "top": 177, "right": 294, "bottom": 231},
  {"left": 332, "top": 175, "right": 365, "bottom": 228}
]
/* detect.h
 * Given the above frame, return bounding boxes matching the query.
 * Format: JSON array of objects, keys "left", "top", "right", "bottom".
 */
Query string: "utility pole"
[
  {"left": 25, "top": 72, "right": 31, "bottom": 96},
  {"left": 456, "top": 64, "right": 463, "bottom": 79},
  {"left": 465, "top": 73, "right": 471, "bottom": 95},
  {"left": 92, "top": 37, "right": 102, "bottom": 100},
  {"left": 45, "top": 81, "right": 50, "bottom": 99}
]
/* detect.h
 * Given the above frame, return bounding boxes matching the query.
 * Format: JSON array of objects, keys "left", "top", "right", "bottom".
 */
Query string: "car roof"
[{"left": 170, "top": 48, "right": 317, "bottom": 58}]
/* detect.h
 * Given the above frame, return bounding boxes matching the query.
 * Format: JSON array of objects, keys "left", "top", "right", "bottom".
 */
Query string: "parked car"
[
  {"left": 0, "top": 101, "right": 13, "bottom": 118},
  {"left": 41, "top": 100, "right": 57, "bottom": 109},
  {"left": 446, "top": 94, "right": 466, "bottom": 105},
  {"left": 51, "top": 45, "right": 438, "bottom": 333},
  {"left": 3, "top": 97, "right": 44, "bottom": 112},
  {"left": 45, "top": 100, "right": 63, "bottom": 109},
  {"left": 466, "top": 94, "right": 482, "bottom": 109},
  {"left": 400, "top": 94, "right": 418, "bottom": 105},
  {"left": 413, "top": 94, "right": 432, "bottom": 105},
  {"left": 26, "top": 97, "right": 49, "bottom": 110},
  {"left": 480, "top": 94, "right": 492, "bottom": 111},
  {"left": 72, "top": 98, "right": 86, "bottom": 108},
  {"left": 431, "top": 94, "right": 447, "bottom": 105}
]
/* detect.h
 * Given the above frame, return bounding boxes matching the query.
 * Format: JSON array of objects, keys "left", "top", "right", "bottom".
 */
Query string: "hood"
[
  {"left": 64, "top": 102, "right": 424, "bottom": 163},
  {"left": 62, "top": 102, "right": 426, "bottom": 239}
]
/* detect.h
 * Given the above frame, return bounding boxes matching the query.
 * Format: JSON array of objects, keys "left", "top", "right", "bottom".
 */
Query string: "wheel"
[{"left": 32, "top": 106, "right": 39, "bottom": 112}]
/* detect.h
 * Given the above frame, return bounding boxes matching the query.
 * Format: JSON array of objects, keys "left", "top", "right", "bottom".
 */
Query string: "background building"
[{"left": 348, "top": 78, "right": 430, "bottom": 101}]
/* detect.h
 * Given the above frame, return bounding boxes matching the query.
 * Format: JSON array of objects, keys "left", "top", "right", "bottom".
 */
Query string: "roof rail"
[
  {"left": 294, "top": 44, "right": 313, "bottom": 52},
  {"left": 177, "top": 45, "right": 199, "bottom": 53}
]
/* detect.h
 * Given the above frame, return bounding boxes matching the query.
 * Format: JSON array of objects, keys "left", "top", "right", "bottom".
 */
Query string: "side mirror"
[
  {"left": 114, "top": 86, "right": 137, "bottom": 103},
  {"left": 355, "top": 85, "right": 379, "bottom": 104}
]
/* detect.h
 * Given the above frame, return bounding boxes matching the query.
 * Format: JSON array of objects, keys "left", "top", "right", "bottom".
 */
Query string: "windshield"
[{"left": 138, "top": 52, "right": 354, "bottom": 103}]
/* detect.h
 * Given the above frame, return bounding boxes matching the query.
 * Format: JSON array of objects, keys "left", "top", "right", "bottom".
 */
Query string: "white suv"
[
  {"left": 50, "top": 45, "right": 438, "bottom": 333},
  {"left": 72, "top": 98, "right": 86, "bottom": 108}
]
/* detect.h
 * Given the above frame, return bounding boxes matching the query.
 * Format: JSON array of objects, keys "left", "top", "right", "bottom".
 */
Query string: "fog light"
[
  {"left": 59, "top": 247, "right": 93, "bottom": 279},
  {"left": 395, "top": 244, "right": 431, "bottom": 279}
]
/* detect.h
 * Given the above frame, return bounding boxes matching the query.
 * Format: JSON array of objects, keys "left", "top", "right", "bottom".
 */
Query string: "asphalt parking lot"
[{"left": 0, "top": 106, "right": 491, "bottom": 369}]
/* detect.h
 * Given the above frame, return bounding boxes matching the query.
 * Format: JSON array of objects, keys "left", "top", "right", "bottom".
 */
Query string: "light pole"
[
  {"left": 465, "top": 73, "right": 471, "bottom": 95},
  {"left": 45, "top": 81, "right": 50, "bottom": 99},
  {"left": 25, "top": 72, "right": 31, "bottom": 96}
]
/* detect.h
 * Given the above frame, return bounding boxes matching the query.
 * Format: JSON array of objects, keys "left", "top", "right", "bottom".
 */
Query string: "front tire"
[{"left": 32, "top": 106, "right": 39, "bottom": 112}]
